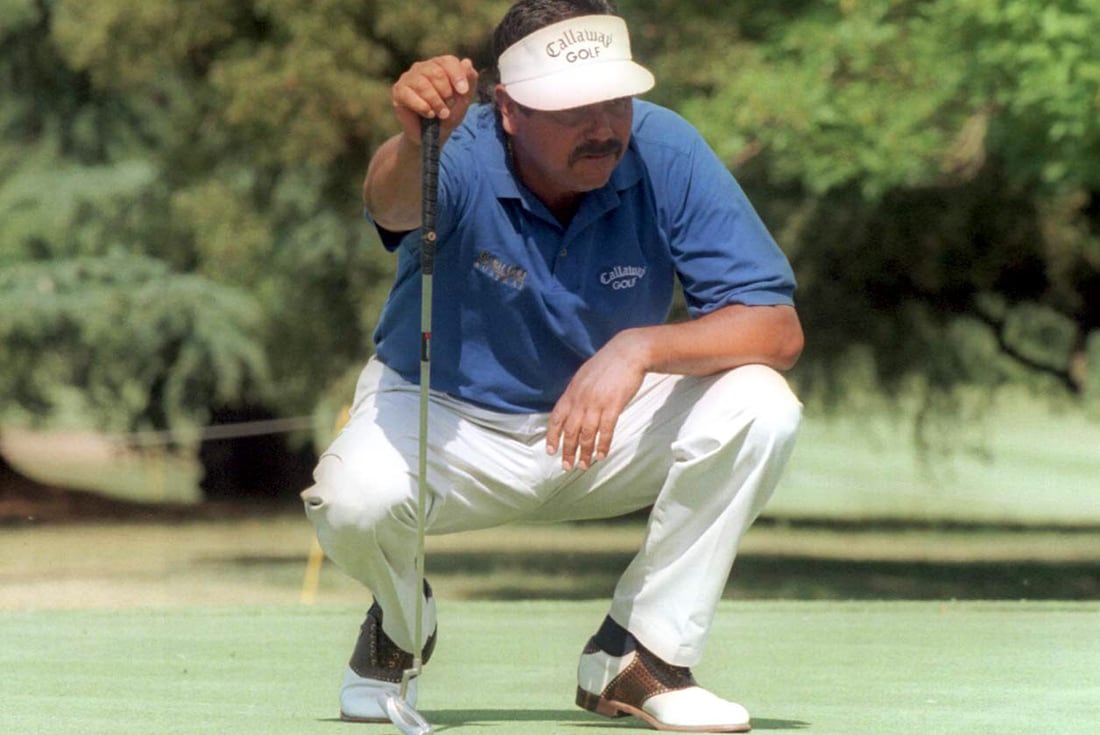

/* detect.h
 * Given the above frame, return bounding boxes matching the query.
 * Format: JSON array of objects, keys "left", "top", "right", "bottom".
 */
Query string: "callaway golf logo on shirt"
[{"left": 600, "top": 265, "right": 647, "bottom": 290}]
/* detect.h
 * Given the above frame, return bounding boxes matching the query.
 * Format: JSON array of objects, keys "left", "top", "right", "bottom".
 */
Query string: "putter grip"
[{"left": 420, "top": 117, "right": 441, "bottom": 275}]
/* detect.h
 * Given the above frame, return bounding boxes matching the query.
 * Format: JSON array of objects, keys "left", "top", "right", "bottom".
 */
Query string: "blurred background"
[{"left": 1, "top": 1, "right": 1098, "bottom": 602}]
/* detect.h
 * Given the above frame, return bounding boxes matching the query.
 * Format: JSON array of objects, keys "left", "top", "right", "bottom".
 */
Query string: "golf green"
[{"left": 2, "top": 600, "right": 1096, "bottom": 734}]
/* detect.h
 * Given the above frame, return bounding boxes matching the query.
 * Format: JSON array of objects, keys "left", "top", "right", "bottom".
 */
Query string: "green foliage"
[
  {"left": 0, "top": 0, "right": 37, "bottom": 32},
  {"left": 941, "top": 0, "right": 1100, "bottom": 189},
  {"left": 626, "top": 0, "right": 1100, "bottom": 412},
  {"left": 1, "top": 0, "right": 1098, "bottom": 449},
  {"left": 0, "top": 151, "right": 156, "bottom": 263},
  {"left": 0, "top": 255, "right": 267, "bottom": 432},
  {"left": 676, "top": 0, "right": 966, "bottom": 198}
]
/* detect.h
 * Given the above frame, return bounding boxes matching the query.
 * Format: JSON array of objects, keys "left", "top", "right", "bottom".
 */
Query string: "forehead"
[{"left": 524, "top": 97, "right": 633, "bottom": 126}]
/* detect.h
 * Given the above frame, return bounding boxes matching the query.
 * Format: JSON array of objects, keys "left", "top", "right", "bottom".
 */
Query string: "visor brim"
[{"left": 503, "top": 61, "right": 655, "bottom": 111}]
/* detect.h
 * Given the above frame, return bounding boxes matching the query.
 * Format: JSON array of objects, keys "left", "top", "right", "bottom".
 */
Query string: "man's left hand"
[{"left": 546, "top": 332, "right": 647, "bottom": 471}]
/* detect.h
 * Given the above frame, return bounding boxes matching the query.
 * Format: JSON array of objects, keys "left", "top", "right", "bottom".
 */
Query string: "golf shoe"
[{"left": 576, "top": 637, "right": 751, "bottom": 732}]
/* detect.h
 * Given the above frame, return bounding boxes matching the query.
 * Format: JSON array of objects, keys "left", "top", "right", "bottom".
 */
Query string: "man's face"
[{"left": 497, "top": 89, "right": 633, "bottom": 211}]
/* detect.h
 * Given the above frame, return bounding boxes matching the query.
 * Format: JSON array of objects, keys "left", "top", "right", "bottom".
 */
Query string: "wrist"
[{"left": 615, "top": 327, "right": 656, "bottom": 374}]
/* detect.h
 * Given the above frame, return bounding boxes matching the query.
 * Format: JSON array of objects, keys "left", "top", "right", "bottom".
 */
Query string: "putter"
[{"left": 381, "top": 116, "right": 441, "bottom": 735}]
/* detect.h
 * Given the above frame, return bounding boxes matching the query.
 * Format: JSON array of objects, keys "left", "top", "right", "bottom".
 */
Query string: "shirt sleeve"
[
  {"left": 363, "top": 124, "right": 469, "bottom": 253},
  {"left": 367, "top": 217, "right": 415, "bottom": 252},
  {"left": 652, "top": 112, "right": 796, "bottom": 316}
]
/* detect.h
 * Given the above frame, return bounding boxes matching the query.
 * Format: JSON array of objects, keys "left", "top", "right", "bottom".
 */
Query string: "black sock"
[{"left": 593, "top": 615, "right": 636, "bottom": 656}]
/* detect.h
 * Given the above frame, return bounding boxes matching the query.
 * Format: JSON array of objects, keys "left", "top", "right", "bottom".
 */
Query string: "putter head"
[{"left": 383, "top": 691, "right": 433, "bottom": 735}]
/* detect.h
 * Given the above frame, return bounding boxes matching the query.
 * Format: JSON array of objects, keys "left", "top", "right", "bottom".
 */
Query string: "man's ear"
[{"left": 495, "top": 85, "right": 519, "bottom": 135}]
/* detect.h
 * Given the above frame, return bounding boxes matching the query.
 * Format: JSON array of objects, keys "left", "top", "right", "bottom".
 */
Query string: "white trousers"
[{"left": 302, "top": 357, "right": 801, "bottom": 667}]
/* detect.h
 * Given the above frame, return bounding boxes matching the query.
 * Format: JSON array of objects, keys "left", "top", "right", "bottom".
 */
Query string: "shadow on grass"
[
  {"left": 409, "top": 709, "right": 808, "bottom": 731},
  {"left": 729, "top": 555, "right": 1100, "bottom": 600},
  {"left": 427, "top": 550, "right": 1100, "bottom": 600},
  {"left": 215, "top": 546, "right": 1100, "bottom": 600}
]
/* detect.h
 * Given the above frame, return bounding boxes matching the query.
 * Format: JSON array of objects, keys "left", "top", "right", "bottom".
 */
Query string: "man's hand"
[
  {"left": 546, "top": 331, "right": 648, "bottom": 472},
  {"left": 391, "top": 56, "right": 479, "bottom": 144},
  {"left": 543, "top": 304, "right": 803, "bottom": 471},
  {"left": 365, "top": 56, "right": 478, "bottom": 231}
]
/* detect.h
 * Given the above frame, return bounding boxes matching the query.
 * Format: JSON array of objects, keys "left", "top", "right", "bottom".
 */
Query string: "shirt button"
[{"left": 559, "top": 248, "right": 567, "bottom": 257}]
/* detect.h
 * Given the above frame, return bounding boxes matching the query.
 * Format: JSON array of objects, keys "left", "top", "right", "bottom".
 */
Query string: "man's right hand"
[
  {"left": 391, "top": 56, "right": 479, "bottom": 144},
  {"left": 364, "top": 56, "right": 479, "bottom": 230}
]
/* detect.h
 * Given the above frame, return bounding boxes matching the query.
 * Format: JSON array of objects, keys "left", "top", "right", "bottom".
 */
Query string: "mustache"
[{"left": 569, "top": 140, "right": 624, "bottom": 164}]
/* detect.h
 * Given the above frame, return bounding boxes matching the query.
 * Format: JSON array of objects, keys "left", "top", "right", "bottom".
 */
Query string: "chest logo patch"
[
  {"left": 474, "top": 250, "right": 528, "bottom": 291},
  {"left": 600, "top": 265, "right": 647, "bottom": 291}
]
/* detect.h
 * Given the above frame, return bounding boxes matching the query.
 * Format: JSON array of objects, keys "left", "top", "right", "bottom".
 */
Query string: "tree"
[
  {"left": 0, "top": 0, "right": 513, "bottom": 498},
  {"left": 3, "top": 0, "right": 1098, "bottom": 505},
  {"left": 0, "top": 255, "right": 267, "bottom": 429},
  {"left": 629, "top": 0, "right": 1100, "bottom": 422}
]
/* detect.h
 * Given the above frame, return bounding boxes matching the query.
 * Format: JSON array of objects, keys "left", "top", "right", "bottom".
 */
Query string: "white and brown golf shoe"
[
  {"left": 576, "top": 637, "right": 751, "bottom": 733},
  {"left": 338, "top": 589, "right": 437, "bottom": 723}
]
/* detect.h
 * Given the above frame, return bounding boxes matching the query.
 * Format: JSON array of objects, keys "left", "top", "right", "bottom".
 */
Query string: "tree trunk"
[
  {"left": 0, "top": 438, "right": 198, "bottom": 524},
  {"left": 197, "top": 404, "right": 317, "bottom": 503},
  {"left": 0, "top": 446, "right": 32, "bottom": 487},
  {"left": 0, "top": 443, "right": 61, "bottom": 523}
]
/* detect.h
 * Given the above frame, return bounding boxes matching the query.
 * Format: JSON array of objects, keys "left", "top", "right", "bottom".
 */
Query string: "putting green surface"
[{"left": 2, "top": 600, "right": 1096, "bottom": 734}]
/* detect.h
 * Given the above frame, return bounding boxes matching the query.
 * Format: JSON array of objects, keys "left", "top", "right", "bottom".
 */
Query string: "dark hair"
[
  {"left": 492, "top": 0, "right": 619, "bottom": 61},
  {"left": 480, "top": 0, "right": 619, "bottom": 103}
]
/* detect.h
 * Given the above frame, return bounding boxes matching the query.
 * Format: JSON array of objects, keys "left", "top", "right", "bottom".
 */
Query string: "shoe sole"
[{"left": 576, "top": 687, "right": 751, "bottom": 733}]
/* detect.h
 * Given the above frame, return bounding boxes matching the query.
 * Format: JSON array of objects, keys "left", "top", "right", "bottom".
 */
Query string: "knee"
[
  {"left": 739, "top": 366, "right": 802, "bottom": 447},
  {"left": 682, "top": 365, "right": 802, "bottom": 456},
  {"left": 301, "top": 454, "right": 413, "bottom": 540}
]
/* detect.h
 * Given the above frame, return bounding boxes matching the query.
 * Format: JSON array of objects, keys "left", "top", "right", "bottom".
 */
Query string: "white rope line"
[{"left": 115, "top": 416, "right": 316, "bottom": 446}]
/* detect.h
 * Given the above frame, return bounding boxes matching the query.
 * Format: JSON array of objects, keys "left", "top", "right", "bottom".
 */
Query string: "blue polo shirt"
[{"left": 371, "top": 101, "right": 795, "bottom": 413}]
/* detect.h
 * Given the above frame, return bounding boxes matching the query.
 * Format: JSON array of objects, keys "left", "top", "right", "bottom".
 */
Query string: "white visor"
[{"left": 498, "top": 15, "right": 655, "bottom": 111}]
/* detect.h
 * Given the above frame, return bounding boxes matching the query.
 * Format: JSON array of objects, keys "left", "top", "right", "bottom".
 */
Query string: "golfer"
[{"left": 302, "top": 0, "right": 803, "bottom": 731}]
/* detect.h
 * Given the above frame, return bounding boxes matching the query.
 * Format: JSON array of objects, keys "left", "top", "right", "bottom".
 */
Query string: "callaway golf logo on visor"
[{"left": 499, "top": 15, "right": 655, "bottom": 111}]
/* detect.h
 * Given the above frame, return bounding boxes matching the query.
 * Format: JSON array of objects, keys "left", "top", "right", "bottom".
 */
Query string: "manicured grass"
[
  {"left": 775, "top": 397, "right": 1100, "bottom": 525},
  {"left": 4, "top": 395, "right": 1096, "bottom": 733},
  {"left": 3, "top": 517, "right": 1097, "bottom": 609},
  {"left": 1, "top": 601, "right": 1097, "bottom": 734}
]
